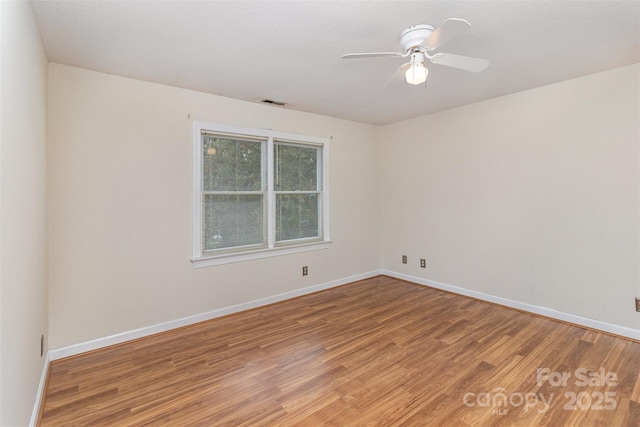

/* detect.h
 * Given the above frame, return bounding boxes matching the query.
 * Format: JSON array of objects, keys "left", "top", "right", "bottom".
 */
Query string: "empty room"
[{"left": 1, "top": 1, "right": 639, "bottom": 426}]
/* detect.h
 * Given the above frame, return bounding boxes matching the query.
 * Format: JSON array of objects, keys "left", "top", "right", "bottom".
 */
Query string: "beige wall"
[
  {"left": 48, "top": 61, "right": 639, "bottom": 349},
  {"left": 48, "top": 64, "right": 381, "bottom": 349},
  {"left": 380, "top": 64, "right": 640, "bottom": 330},
  {"left": 0, "top": 1, "right": 49, "bottom": 425}
]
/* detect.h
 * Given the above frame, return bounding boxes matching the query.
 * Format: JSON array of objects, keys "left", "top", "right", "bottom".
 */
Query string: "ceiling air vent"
[{"left": 261, "top": 99, "right": 287, "bottom": 107}]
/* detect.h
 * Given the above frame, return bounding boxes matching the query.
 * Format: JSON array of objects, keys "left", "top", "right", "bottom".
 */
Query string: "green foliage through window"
[
  {"left": 274, "top": 142, "right": 320, "bottom": 242},
  {"left": 199, "top": 129, "right": 325, "bottom": 255}
]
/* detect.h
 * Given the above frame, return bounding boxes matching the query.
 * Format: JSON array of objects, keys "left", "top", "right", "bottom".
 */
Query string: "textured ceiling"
[{"left": 31, "top": 1, "right": 640, "bottom": 126}]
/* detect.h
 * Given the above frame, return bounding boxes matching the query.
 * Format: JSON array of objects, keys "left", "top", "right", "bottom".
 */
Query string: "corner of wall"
[{"left": 0, "top": 1, "right": 50, "bottom": 425}]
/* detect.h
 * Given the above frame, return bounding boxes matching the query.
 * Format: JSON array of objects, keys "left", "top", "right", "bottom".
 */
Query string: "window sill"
[{"left": 191, "top": 240, "right": 332, "bottom": 268}]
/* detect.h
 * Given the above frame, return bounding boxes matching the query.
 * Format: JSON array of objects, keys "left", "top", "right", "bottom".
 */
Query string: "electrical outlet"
[
  {"left": 402, "top": 255, "right": 407, "bottom": 264},
  {"left": 636, "top": 297, "right": 640, "bottom": 312},
  {"left": 302, "top": 266, "right": 308, "bottom": 276},
  {"left": 40, "top": 334, "right": 44, "bottom": 357},
  {"left": 420, "top": 259, "right": 426, "bottom": 268}
]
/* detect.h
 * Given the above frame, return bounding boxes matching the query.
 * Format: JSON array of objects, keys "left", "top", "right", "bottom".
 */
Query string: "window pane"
[
  {"left": 203, "top": 194, "right": 264, "bottom": 251},
  {"left": 276, "top": 194, "right": 319, "bottom": 241},
  {"left": 203, "top": 136, "right": 262, "bottom": 191},
  {"left": 275, "top": 144, "right": 318, "bottom": 191}
]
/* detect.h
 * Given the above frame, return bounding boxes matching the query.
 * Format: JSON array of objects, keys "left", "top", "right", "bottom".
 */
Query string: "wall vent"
[{"left": 261, "top": 99, "right": 287, "bottom": 107}]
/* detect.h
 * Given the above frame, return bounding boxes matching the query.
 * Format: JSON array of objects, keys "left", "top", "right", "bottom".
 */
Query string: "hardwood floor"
[{"left": 39, "top": 276, "right": 640, "bottom": 426}]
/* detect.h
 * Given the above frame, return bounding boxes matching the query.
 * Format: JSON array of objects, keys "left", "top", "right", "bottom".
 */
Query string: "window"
[
  {"left": 192, "top": 121, "right": 330, "bottom": 267},
  {"left": 201, "top": 133, "right": 266, "bottom": 252},
  {"left": 274, "top": 141, "right": 320, "bottom": 243}
]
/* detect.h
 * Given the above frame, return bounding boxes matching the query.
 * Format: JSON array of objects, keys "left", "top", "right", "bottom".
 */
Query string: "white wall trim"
[
  {"left": 383, "top": 270, "right": 640, "bottom": 341},
  {"left": 49, "top": 269, "right": 638, "bottom": 361},
  {"left": 191, "top": 240, "right": 332, "bottom": 268},
  {"left": 29, "top": 352, "right": 50, "bottom": 427},
  {"left": 50, "top": 270, "right": 383, "bottom": 361}
]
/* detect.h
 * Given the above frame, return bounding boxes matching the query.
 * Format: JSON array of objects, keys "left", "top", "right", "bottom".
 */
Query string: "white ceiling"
[{"left": 31, "top": 1, "right": 640, "bottom": 126}]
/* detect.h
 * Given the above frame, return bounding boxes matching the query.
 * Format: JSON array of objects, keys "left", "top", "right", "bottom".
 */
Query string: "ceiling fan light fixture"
[
  {"left": 405, "top": 63, "right": 428, "bottom": 85},
  {"left": 405, "top": 53, "right": 428, "bottom": 85}
]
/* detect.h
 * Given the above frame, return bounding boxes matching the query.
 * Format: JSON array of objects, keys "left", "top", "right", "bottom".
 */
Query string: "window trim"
[{"left": 191, "top": 121, "right": 331, "bottom": 268}]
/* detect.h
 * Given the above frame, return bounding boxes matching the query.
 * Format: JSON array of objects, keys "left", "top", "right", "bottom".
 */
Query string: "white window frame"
[{"left": 191, "top": 121, "right": 331, "bottom": 268}]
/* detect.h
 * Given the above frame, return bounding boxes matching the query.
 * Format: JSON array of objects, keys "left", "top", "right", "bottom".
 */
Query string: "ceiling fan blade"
[
  {"left": 341, "top": 52, "right": 404, "bottom": 59},
  {"left": 423, "top": 18, "right": 471, "bottom": 50},
  {"left": 430, "top": 53, "right": 489, "bottom": 72},
  {"left": 385, "top": 63, "right": 411, "bottom": 88}
]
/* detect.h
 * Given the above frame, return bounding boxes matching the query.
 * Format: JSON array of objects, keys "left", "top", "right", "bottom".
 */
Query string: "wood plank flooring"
[{"left": 39, "top": 276, "right": 640, "bottom": 426}]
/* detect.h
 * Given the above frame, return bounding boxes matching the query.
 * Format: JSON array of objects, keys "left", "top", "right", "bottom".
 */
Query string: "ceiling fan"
[{"left": 342, "top": 18, "right": 489, "bottom": 87}]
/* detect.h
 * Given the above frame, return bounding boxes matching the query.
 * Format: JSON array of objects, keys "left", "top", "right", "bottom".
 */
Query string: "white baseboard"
[
  {"left": 48, "top": 268, "right": 639, "bottom": 361},
  {"left": 29, "top": 352, "right": 50, "bottom": 427},
  {"left": 49, "top": 270, "right": 383, "bottom": 361},
  {"left": 383, "top": 270, "right": 640, "bottom": 341}
]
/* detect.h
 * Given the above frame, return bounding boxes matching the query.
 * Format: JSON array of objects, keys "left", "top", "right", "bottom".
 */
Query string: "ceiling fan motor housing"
[{"left": 400, "top": 24, "right": 435, "bottom": 51}]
